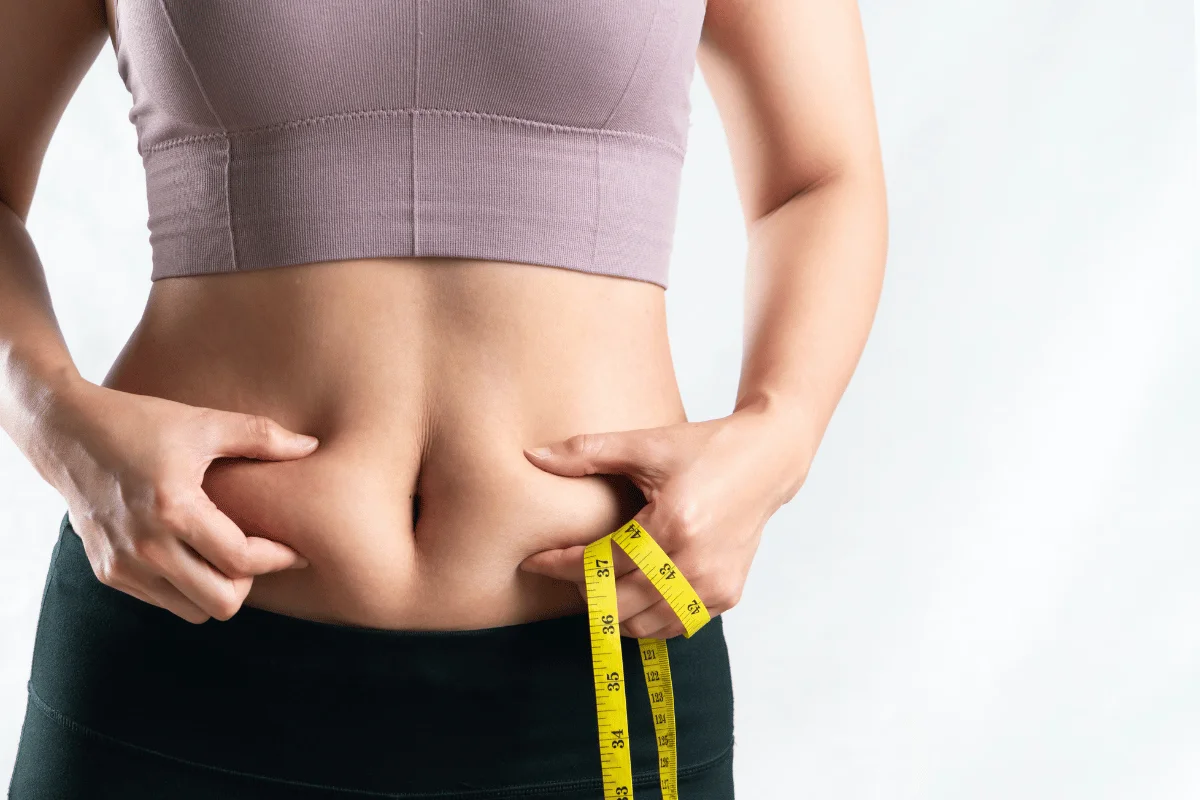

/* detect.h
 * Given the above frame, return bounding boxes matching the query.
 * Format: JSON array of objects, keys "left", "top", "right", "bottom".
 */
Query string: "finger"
[
  {"left": 77, "top": 526, "right": 211, "bottom": 624},
  {"left": 633, "top": 619, "right": 687, "bottom": 641},
  {"left": 615, "top": 569, "right": 665, "bottom": 621},
  {"left": 244, "top": 535, "right": 310, "bottom": 573},
  {"left": 180, "top": 494, "right": 308, "bottom": 579},
  {"left": 202, "top": 409, "right": 321, "bottom": 462},
  {"left": 520, "top": 541, "right": 640, "bottom": 583},
  {"left": 157, "top": 538, "right": 250, "bottom": 621},
  {"left": 619, "top": 598, "right": 685, "bottom": 639},
  {"left": 611, "top": 542, "right": 639, "bottom": 576},
  {"left": 110, "top": 576, "right": 165, "bottom": 610},
  {"left": 519, "top": 545, "right": 586, "bottom": 582},
  {"left": 112, "top": 580, "right": 160, "bottom": 609},
  {"left": 524, "top": 428, "right": 673, "bottom": 486},
  {"left": 114, "top": 571, "right": 211, "bottom": 625}
]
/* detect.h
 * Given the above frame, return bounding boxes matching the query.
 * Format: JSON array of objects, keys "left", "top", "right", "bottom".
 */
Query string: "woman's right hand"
[{"left": 35, "top": 379, "right": 321, "bottom": 624}]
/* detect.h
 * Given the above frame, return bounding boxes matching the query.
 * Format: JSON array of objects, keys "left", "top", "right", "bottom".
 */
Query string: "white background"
[{"left": 3, "top": 2, "right": 1198, "bottom": 797}]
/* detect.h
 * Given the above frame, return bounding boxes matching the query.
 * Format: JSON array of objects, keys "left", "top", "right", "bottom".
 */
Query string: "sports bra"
[{"left": 110, "top": 1, "right": 709, "bottom": 289}]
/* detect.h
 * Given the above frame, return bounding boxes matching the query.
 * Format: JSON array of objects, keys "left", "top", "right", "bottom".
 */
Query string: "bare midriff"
[{"left": 99, "top": 257, "right": 686, "bottom": 630}]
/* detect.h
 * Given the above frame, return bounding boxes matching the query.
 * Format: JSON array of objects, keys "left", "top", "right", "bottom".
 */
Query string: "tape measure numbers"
[{"left": 583, "top": 519, "right": 712, "bottom": 800}]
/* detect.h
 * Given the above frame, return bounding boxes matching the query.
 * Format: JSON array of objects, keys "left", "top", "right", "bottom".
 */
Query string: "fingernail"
[
  {"left": 299, "top": 435, "right": 319, "bottom": 449},
  {"left": 293, "top": 557, "right": 310, "bottom": 569},
  {"left": 526, "top": 446, "right": 552, "bottom": 459}
]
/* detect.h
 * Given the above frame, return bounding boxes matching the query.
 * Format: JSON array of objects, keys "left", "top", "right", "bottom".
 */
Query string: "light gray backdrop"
[{"left": 3, "top": 2, "right": 1197, "bottom": 797}]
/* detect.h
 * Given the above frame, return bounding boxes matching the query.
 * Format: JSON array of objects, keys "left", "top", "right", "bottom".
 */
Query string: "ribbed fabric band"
[{"left": 144, "top": 109, "right": 685, "bottom": 287}]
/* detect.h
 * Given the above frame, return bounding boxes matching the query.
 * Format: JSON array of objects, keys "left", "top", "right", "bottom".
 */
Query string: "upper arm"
[
  {"left": 696, "top": 0, "right": 885, "bottom": 226},
  {"left": 0, "top": 0, "right": 112, "bottom": 221}
]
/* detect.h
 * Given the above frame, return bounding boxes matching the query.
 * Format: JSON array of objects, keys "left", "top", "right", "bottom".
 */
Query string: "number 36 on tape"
[{"left": 583, "top": 519, "right": 712, "bottom": 800}]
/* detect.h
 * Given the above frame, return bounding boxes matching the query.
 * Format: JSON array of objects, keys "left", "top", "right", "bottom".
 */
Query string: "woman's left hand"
[{"left": 519, "top": 404, "right": 812, "bottom": 639}]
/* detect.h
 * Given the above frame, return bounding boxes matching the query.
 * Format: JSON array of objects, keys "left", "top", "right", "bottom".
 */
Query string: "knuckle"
[
  {"left": 150, "top": 487, "right": 191, "bottom": 530},
  {"left": 99, "top": 548, "right": 138, "bottom": 586},
  {"left": 678, "top": 498, "right": 708, "bottom": 535},
  {"left": 222, "top": 542, "right": 251, "bottom": 576},
  {"left": 209, "top": 585, "right": 243, "bottom": 621},
  {"left": 564, "top": 433, "right": 601, "bottom": 458},
  {"left": 93, "top": 554, "right": 120, "bottom": 586},
  {"left": 209, "top": 602, "right": 237, "bottom": 622},
  {"left": 211, "top": 604, "right": 238, "bottom": 622},
  {"left": 123, "top": 532, "right": 146, "bottom": 557},
  {"left": 626, "top": 616, "right": 653, "bottom": 638},
  {"left": 708, "top": 575, "right": 742, "bottom": 609},
  {"left": 129, "top": 536, "right": 167, "bottom": 570},
  {"left": 110, "top": 546, "right": 138, "bottom": 576},
  {"left": 184, "top": 609, "right": 212, "bottom": 625},
  {"left": 666, "top": 503, "right": 700, "bottom": 542},
  {"left": 244, "top": 413, "right": 275, "bottom": 443}
]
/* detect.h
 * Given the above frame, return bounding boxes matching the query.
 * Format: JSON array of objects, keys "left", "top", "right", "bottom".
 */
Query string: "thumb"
[
  {"left": 519, "top": 545, "right": 587, "bottom": 583},
  {"left": 206, "top": 411, "right": 320, "bottom": 461},
  {"left": 523, "top": 429, "right": 669, "bottom": 485}
]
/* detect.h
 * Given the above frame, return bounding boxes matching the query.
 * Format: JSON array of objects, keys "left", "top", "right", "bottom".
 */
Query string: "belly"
[{"left": 100, "top": 257, "right": 685, "bottom": 630}]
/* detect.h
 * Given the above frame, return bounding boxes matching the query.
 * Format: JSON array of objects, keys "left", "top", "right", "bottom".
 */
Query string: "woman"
[{"left": 3, "top": 0, "right": 886, "bottom": 797}]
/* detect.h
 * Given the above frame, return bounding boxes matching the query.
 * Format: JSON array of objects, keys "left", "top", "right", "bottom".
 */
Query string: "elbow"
[
  {"left": 751, "top": 158, "right": 889, "bottom": 246},
  {"left": 795, "top": 156, "right": 887, "bottom": 216}
]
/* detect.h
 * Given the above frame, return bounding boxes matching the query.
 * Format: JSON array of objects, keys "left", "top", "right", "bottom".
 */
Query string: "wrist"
[
  {"left": 27, "top": 366, "right": 94, "bottom": 434},
  {"left": 728, "top": 391, "right": 820, "bottom": 505},
  {"left": 16, "top": 370, "right": 99, "bottom": 492}
]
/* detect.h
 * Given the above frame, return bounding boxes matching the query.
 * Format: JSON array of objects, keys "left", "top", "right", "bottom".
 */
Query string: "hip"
[{"left": 9, "top": 514, "right": 735, "bottom": 798}]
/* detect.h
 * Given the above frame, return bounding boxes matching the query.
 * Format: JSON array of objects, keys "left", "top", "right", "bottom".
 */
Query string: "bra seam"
[
  {"left": 140, "top": 107, "right": 686, "bottom": 159},
  {"left": 110, "top": 0, "right": 122, "bottom": 59},
  {"left": 224, "top": 136, "right": 239, "bottom": 271},
  {"left": 24, "top": 683, "right": 734, "bottom": 798},
  {"left": 411, "top": 1, "right": 422, "bottom": 255},
  {"left": 153, "top": 0, "right": 238, "bottom": 270},
  {"left": 599, "top": 0, "right": 661, "bottom": 130},
  {"left": 153, "top": 0, "right": 226, "bottom": 132},
  {"left": 589, "top": 132, "right": 601, "bottom": 271}
]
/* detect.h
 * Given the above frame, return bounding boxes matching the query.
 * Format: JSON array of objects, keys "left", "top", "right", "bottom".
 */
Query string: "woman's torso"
[
  {"left": 95, "top": 1, "right": 694, "bottom": 630},
  {"left": 102, "top": 256, "right": 685, "bottom": 630}
]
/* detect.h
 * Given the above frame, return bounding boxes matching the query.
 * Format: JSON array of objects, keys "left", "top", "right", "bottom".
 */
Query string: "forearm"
[
  {"left": 0, "top": 199, "right": 87, "bottom": 483},
  {"left": 733, "top": 168, "right": 888, "bottom": 499}
]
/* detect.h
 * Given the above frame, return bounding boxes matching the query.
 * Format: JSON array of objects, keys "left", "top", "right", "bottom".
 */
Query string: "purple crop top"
[{"left": 110, "top": 1, "right": 709, "bottom": 288}]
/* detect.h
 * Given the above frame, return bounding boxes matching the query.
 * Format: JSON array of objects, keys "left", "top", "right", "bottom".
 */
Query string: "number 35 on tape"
[{"left": 583, "top": 520, "right": 712, "bottom": 800}]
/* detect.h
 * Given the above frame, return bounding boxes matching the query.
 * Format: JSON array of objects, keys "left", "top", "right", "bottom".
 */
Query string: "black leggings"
[{"left": 8, "top": 511, "right": 736, "bottom": 798}]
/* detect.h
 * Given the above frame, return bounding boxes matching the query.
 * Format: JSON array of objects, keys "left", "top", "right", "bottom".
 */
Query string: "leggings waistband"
[{"left": 23, "top": 511, "right": 735, "bottom": 796}]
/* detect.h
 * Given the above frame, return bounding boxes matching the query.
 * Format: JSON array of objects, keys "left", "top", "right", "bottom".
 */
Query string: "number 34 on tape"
[{"left": 583, "top": 520, "right": 712, "bottom": 800}]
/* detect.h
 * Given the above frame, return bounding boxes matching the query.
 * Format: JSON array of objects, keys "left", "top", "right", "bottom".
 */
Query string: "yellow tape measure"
[{"left": 584, "top": 519, "right": 712, "bottom": 800}]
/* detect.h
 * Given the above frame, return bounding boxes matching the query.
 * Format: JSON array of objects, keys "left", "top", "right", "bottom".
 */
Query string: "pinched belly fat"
[
  {"left": 202, "top": 416, "right": 649, "bottom": 630},
  {"left": 102, "top": 256, "right": 684, "bottom": 631}
]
